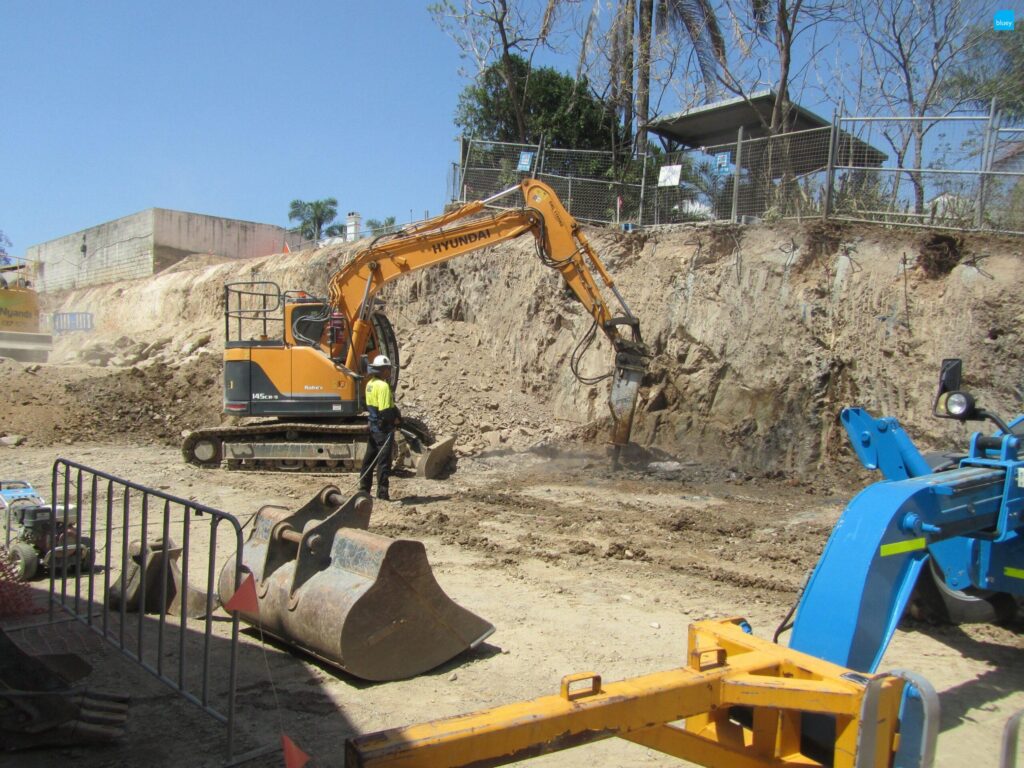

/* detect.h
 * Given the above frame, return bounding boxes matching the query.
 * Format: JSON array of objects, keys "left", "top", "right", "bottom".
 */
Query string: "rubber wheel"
[
  {"left": 909, "top": 559, "right": 1016, "bottom": 624},
  {"left": 9, "top": 542, "right": 39, "bottom": 581}
]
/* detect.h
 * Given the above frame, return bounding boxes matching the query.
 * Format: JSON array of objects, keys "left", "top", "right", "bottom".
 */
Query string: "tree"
[
  {"left": 0, "top": 230, "right": 11, "bottom": 264},
  {"left": 431, "top": 0, "right": 563, "bottom": 144},
  {"left": 366, "top": 216, "right": 398, "bottom": 236},
  {"left": 946, "top": 28, "right": 1024, "bottom": 123},
  {"left": 852, "top": 0, "right": 986, "bottom": 213},
  {"left": 456, "top": 53, "right": 624, "bottom": 149},
  {"left": 288, "top": 198, "right": 344, "bottom": 242},
  {"left": 585, "top": 0, "right": 728, "bottom": 153}
]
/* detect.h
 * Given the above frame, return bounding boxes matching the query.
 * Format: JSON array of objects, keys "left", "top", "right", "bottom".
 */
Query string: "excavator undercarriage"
[{"left": 182, "top": 416, "right": 455, "bottom": 478}]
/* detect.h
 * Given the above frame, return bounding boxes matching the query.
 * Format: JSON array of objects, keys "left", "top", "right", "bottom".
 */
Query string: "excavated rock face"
[{"left": 7, "top": 225, "right": 1022, "bottom": 476}]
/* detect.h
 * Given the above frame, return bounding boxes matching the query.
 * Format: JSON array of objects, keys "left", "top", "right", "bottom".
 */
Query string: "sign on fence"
[
  {"left": 516, "top": 151, "right": 535, "bottom": 173},
  {"left": 658, "top": 165, "right": 682, "bottom": 187}
]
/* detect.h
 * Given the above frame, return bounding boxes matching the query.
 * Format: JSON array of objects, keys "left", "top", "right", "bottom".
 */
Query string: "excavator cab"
[{"left": 183, "top": 281, "right": 449, "bottom": 475}]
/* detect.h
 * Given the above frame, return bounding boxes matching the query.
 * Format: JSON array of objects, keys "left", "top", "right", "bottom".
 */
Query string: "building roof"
[
  {"left": 648, "top": 89, "right": 887, "bottom": 172},
  {"left": 993, "top": 140, "right": 1024, "bottom": 171}
]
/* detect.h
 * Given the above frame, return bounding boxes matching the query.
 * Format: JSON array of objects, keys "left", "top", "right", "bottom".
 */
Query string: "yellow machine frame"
[{"left": 347, "top": 619, "right": 912, "bottom": 768}]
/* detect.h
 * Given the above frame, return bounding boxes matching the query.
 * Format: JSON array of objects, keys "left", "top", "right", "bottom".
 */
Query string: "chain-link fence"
[{"left": 450, "top": 107, "right": 1024, "bottom": 236}]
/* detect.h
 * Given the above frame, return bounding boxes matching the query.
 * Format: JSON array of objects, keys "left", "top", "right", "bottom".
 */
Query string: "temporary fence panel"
[
  {"left": 985, "top": 125, "right": 1024, "bottom": 233},
  {"left": 453, "top": 108, "right": 1023, "bottom": 236},
  {"left": 52, "top": 311, "right": 95, "bottom": 334},
  {"left": 47, "top": 460, "right": 247, "bottom": 761},
  {"left": 830, "top": 114, "right": 1023, "bottom": 234}
]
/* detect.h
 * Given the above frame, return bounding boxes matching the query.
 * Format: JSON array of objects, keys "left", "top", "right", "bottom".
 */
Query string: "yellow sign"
[{"left": 0, "top": 289, "right": 41, "bottom": 333}]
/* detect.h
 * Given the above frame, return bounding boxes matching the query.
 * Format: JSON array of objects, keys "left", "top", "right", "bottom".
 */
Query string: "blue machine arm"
[
  {"left": 841, "top": 407, "right": 933, "bottom": 481},
  {"left": 790, "top": 407, "right": 1024, "bottom": 673}
]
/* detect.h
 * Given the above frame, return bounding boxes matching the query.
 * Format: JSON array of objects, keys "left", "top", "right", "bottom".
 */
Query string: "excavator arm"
[{"left": 328, "top": 179, "right": 648, "bottom": 456}]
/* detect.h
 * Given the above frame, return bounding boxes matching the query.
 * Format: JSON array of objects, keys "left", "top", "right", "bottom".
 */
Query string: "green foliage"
[
  {"left": 946, "top": 28, "right": 1024, "bottom": 122},
  {"left": 366, "top": 216, "right": 398, "bottom": 236},
  {"left": 288, "top": 198, "right": 340, "bottom": 241},
  {"left": 0, "top": 230, "right": 10, "bottom": 263},
  {"left": 456, "top": 54, "right": 624, "bottom": 150}
]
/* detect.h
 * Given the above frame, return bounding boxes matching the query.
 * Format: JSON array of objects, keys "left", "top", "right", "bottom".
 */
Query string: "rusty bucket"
[{"left": 218, "top": 486, "right": 493, "bottom": 682}]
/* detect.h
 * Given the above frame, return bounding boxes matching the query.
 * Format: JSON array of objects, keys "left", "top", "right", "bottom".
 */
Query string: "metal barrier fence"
[
  {"left": 51, "top": 311, "right": 94, "bottom": 334},
  {"left": 47, "top": 460, "right": 246, "bottom": 761},
  {"left": 451, "top": 109, "right": 1024, "bottom": 235}
]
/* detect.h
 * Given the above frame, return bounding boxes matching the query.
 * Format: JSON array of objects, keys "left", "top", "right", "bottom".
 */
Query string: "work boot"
[{"left": 377, "top": 489, "right": 390, "bottom": 501}]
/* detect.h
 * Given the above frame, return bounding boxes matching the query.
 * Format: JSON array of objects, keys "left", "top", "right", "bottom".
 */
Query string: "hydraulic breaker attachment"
[
  {"left": 608, "top": 342, "right": 647, "bottom": 463},
  {"left": 347, "top": 618, "right": 934, "bottom": 768},
  {"left": 218, "top": 486, "right": 494, "bottom": 681}
]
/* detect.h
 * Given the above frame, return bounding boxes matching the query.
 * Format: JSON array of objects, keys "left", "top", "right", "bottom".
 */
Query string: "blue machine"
[{"left": 790, "top": 359, "right": 1024, "bottom": 672}]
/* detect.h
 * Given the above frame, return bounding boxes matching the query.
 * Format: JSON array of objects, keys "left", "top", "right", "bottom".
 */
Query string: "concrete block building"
[{"left": 27, "top": 209, "right": 300, "bottom": 292}]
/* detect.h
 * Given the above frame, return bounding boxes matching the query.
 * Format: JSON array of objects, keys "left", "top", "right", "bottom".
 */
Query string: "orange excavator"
[{"left": 182, "top": 179, "right": 648, "bottom": 476}]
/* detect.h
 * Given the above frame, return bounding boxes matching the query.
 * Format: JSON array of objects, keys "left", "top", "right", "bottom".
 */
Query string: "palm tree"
[
  {"left": 288, "top": 198, "right": 340, "bottom": 242},
  {"left": 365, "top": 216, "right": 398, "bottom": 236},
  {"left": 594, "top": 0, "right": 727, "bottom": 153}
]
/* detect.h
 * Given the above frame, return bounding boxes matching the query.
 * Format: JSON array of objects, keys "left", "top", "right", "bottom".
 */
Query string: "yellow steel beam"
[
  {"left": 346, "top": 619, "right": 905, "bottom": 768},
  {"left": 624, "top": 723, "right": 821, "bottom": 767}
]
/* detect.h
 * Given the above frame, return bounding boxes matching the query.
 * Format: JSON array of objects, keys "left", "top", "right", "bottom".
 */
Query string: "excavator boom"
[{"left": 329, "top": 179, "right": 648, "bottom": 452}]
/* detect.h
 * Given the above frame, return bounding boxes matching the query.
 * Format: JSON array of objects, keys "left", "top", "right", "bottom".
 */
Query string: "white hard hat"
[{"left": 371, "top": 354, "right": 392, "bottom": 367}]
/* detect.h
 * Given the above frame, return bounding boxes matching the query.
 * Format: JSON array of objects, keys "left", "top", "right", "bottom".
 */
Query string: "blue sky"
[
  {"left": 1, "top": 2, "right": 470, "bottom": 254},
  {"left": 3, "top": 2, "right": 1016, "bottom": 255}
]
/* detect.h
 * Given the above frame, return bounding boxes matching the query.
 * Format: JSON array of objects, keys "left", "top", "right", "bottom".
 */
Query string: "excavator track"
[{"left": 181, "top": 416, "right": 454, "bottom": 478}]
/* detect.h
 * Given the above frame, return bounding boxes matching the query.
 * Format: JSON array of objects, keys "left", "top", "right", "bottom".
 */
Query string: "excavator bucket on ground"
[
  {"left": 398, "top": 429, "right": 456, "bottom": 479},
  {"left": 218, "top": 486, "right": 493, "bottom": 682}
]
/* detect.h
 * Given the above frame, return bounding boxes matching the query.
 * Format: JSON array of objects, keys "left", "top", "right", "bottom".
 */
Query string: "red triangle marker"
[
  {"left": 224, "top": 573, "right": 259, "bottom": 614},
  {"left": 281, "top": 732, "right": 311, "bottom": 768},
  {"left": 283, "top": 242, "right": 292, "bottom": 253}
]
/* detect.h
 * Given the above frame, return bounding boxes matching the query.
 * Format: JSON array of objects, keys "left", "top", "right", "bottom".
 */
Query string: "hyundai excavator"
[{"left": 182, "top": 179, "right": 648, "bottom": 476}]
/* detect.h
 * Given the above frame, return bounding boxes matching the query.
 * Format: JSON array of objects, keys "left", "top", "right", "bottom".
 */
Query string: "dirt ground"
[
  {"left": 1, "top": 220, "right": 1023, "bottom": 766},
  {"left": 1, "top": 437, "right": 1021, "bottom": 768}
]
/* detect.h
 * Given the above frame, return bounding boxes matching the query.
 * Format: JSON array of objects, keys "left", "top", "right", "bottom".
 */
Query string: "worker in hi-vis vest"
[{"left": 359, "top": 354, "right": 401, "bottom": 500}]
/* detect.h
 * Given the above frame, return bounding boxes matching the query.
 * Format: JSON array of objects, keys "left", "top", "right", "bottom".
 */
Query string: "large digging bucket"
[{"left": 218, "top": 486, "right": 493, "bottom": 682}]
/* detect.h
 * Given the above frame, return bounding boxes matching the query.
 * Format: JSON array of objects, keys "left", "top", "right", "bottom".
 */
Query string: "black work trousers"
[{"left": 359, "top": 430, "right": 393, "bottom": 494}]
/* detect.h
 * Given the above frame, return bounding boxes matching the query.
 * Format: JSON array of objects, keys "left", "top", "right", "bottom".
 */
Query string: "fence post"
[
  {"left": 461, "top": 136, "right": 472, "bottom": 202},
  {"left": 823, "top": 111, "right": 839, "bottom": 220},
  {"left": 975, "top": 98, "right": 998, "bottom": 229},
  {"left": 638, "top": 152, "right": 648, "bottom": 226},
  {"left": 732, "top": 126, "right": 744, "bottom": 223},
  {"left": 535, "top": 135, "right": 545, "bottom": 180}
]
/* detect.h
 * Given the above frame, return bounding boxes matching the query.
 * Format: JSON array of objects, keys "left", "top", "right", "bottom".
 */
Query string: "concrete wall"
[
  {"left": 152, "top": 210, "right": 293, "bottom": 270},
  {"left": 27, "top": 211, "right": 156, "bottom": 293},
  {"left": 28, "top": 210, "right": 297, "bottom": 293}
]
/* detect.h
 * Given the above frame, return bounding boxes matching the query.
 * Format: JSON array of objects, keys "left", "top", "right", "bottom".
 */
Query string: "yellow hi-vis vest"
[{"left": 365, "top": 378, "right": 394, "bottom": 410}]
